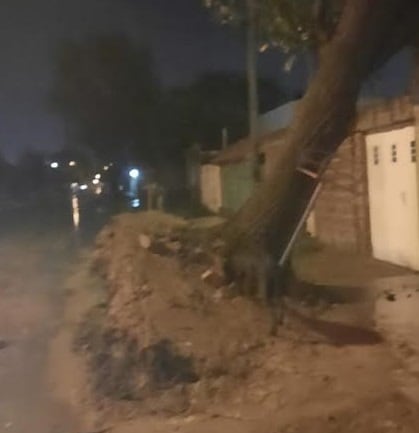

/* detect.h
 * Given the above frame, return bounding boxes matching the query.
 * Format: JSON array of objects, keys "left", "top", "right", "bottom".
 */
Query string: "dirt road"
[
  {"left": 0, "top": 197, "right": 112, "bottom": 433},
  {"left": 4, "top": 205, "right": 419, "bottom": 433},
  {"left": 0, "top": 230, "right": 81, "bottom": 433}
]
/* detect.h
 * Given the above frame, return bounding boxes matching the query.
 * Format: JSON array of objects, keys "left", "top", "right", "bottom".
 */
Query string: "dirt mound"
[
  {"left": 71, "top": 211, "right": 419, "bottom": 433},
  {"left": 80, "top": 211, "right": 275, "bottom": 415}
]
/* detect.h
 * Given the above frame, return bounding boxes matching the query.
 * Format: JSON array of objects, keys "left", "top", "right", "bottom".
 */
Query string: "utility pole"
[
  {"left": 246, "top": 0, "right": 260, "bottom": 182},
  {"left": 410, "top": 45, "right": 419, "bottom": 104}
]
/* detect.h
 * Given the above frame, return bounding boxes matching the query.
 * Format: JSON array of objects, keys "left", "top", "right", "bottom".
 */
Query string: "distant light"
[
  {"left": 69, "top": 160, "right": 77, "bottom": 167},
  {"left": 94, "top": 173, "right": 101, "bottom": 180},
  {"left": 129, "top": 168, "right": 140, "bottom": 179},
  {"left": 103, "top": 165, "right": 109, "bottom": 171},
  {"left": 70, "top": 182, "right": 79, "bottom": 189},
  {"left": 79, "top": 184, "right": 88, "bottom": 191},
  {"left": 131, "top": 198, "right": 141, "bottom": 208},
  {"left": 92, "top": 178, "right": 100, "bottom": 185},
  {"left": 50, "top": 162, "right": 59, "bottom": 169},
  {"left": 72, "top": 195, "right": 80, "bottom": 229},
  {"left": 109, "top": 162, "right": 114, "bottom": 167},
  {"left": 259, "top": 43, "right": 269, "bottom": 53}
]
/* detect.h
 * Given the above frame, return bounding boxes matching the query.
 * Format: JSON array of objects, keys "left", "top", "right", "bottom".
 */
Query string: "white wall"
[{"left": 200, "top": 164, "right": 222, "bottom": 213}]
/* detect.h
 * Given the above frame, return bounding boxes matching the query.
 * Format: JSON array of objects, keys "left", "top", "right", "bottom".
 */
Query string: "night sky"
[{"left": 0, "top": 0, "right": 412, "bottom": 162}]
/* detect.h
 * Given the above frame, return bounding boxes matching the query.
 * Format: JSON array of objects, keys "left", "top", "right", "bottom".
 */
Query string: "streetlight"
[
  {"left": 50, "top": 162, "right": 59, "bottom": 169},
  {"left": 131, "top": 198, "right": 141, "bottom": 208},
  {"left": 92, "top": 178, "right": 100, "bottom": 185},
  {"left": 94, "top": 173, "right": 101, "bottom": 180},
  {"left": 69, "top": 161, "right": 77, "bottom": 167},
  {"left": 129, "top": 168, "right": 140, "bottom": 179},
  {"left": 103, "top": 165, "right": 109, "bottom": 171}
]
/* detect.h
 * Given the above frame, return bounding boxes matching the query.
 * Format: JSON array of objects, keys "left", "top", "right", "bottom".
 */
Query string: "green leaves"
[{"left": 204, "top": 0, "right": 343, "bottom": 51}]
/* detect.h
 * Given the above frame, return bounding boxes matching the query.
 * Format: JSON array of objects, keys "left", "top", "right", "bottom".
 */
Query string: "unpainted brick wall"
[{"left": 314, "top": 135, "right": 370, "bottom": 252}]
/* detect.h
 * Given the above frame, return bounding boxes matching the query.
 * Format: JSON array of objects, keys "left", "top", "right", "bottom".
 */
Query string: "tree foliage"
[
  {"left": 205, "top": 0, "right": 343, "bottom": 51},
  {"left": 49, "top": 34, "right": 159, "bottom": 161}
]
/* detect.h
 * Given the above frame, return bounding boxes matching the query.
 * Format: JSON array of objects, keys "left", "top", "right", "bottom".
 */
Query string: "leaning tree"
[{"left": 205, "top": 0, "right": 419, "bottom": 289}]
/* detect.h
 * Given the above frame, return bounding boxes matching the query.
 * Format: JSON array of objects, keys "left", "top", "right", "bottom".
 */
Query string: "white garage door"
[{"left": 366, "top": 126, "right": 419, "bottom": 270}]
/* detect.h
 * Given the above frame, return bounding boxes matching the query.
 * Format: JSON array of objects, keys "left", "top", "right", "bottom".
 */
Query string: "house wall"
[
  {"left": 208, "top": 96, "right": 416, "bottom": 257},
  {"left": 313, "top": 134, "right": 371, "bottom": 252},
  {"left": 313, "top": 96, "right": 415, "bottom": 253},
  {"left": 220, "top": 161, "right": 254, "bottom": 213},
  {"left": 258, "top": 100, "right": 298, "bottom": 135},
  {"left": 200, "top": 164, "right": 222, "bottom": 213}
]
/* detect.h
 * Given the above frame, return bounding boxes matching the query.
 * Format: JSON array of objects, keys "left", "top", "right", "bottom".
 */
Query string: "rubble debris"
[
  {"left": 138, "top": 234, "right": 151, "bottom": 249},
  {"left": 200, "top": 268, "right": 225, "bottom": 288},
  {"left": 385, "top": 292, "right": 396, "bottom": 302}
]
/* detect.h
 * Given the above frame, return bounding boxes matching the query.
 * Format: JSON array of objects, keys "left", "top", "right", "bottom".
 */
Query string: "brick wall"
[
  {"left": 313, "top": 96, "right": 414, "bottom": 253},
  {"left": 314, "top": 134, "right": 370, "bottom": 252},
  {"left": 216, "top": 96, "right": 415, "bottom": 253}
]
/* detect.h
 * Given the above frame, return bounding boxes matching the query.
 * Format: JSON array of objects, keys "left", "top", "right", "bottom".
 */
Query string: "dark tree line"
[{"left": 49, "top": 34, "right": 283, "bottom": 168}]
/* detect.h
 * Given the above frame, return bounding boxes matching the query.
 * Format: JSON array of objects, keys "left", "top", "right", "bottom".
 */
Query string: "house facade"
[
  {"left": 200, "top": 95, "right": 419, "bottom": 271},
  {"left": 200, "top": 130, "right": 288, "bottom": 213},
  {"left": 313, "top": 95, "right": 418, "bottom": 270}
]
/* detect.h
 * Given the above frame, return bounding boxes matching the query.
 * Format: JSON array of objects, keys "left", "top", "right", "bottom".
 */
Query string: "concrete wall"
[
  {"left": 258, "top": 100, "right": 298, "bottom": 135},
  {"left": 200, "top": 164, "right": 222, "bottom": 213},
  {"left": 221, "top": 161, "right": 254, "bottom": 213}
]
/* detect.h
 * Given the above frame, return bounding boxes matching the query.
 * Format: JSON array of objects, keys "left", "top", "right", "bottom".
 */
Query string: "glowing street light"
[
  {"left": 94, "top": 173, "right": 101, "bottom": 180},
  {"left": 131, "top": 198, "right": 141, "bottom": 208},
  {"left": 92, "top": 178, "right": 100, "bottom": 185},
  {"left": 50, "top": 162, "right": 59, "bottom": 169},
  {"left": 103, "top": 165, "right": 109, "bottom": 171},
  {"left": 69, "top": 160, "right": 77, "bottom": 167},
  {"left": 129, "top": 168, "right": 140, "bottom": 179},
  {"left": 79, "top": 184, "right": 88, "bottom": 191}
]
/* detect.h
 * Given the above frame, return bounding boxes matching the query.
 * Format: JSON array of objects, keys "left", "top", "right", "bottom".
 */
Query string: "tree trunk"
[{"left": 226, "top": 0, "right": 419, "bottom": 271}]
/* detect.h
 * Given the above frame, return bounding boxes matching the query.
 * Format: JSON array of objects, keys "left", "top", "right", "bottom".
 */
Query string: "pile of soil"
[
  {"left": 73, "top": 211, "right": 419, "bottom": 432},
  {"left": 78, "top": 211, "right": 278, "bottom": 415}
]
